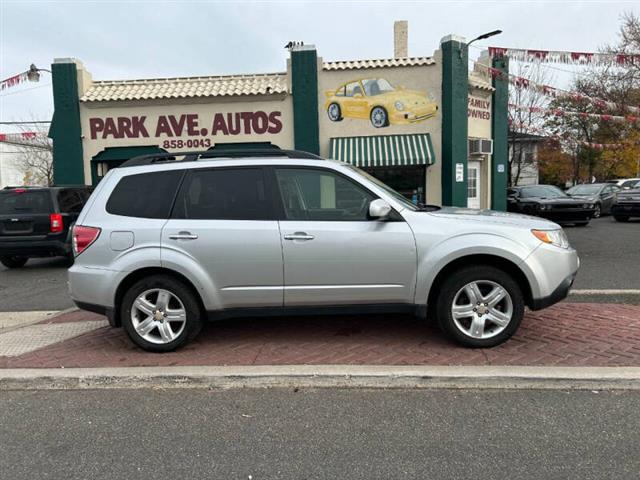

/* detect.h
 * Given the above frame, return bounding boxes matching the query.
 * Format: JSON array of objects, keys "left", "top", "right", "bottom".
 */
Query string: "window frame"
[
  {"left": 170, "top": 165, "right": 278, "bottom": 221},
  {"left": 268, "top": 165, "right": 402, "bottom": 223}
]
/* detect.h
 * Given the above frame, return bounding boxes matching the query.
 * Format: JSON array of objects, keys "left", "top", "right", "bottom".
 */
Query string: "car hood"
[
  {"left": 568, "top": 193, "right": 598, "bottom": 200},
  {"left": 375, "top": 90, "right": 428, "bottom": 103},
  {"left": 423, "top": 207, "right": 559, "bottom": 229}
]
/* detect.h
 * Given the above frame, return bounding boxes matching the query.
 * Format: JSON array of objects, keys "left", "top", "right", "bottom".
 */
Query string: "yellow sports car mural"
[{"left": 324, "top": 78, "right": 438, "bottom": 128}]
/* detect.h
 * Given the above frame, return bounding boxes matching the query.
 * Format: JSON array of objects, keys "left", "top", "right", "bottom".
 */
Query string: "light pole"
[
  {"left": 26, "top": 64, "right": 51, "bottom": 83},
  {"left": 459, "top": 30, "right": 502, "bottom": 59}
]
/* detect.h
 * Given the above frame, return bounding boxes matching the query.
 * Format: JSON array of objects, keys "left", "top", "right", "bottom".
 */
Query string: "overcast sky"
[{"left": 1, "top": 0, "right": 638, "bottom": 131}]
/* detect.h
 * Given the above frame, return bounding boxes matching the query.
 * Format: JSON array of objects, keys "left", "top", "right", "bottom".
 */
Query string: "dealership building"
[{"left": 49, "top": 23, "right": 509, "bottom": 209}]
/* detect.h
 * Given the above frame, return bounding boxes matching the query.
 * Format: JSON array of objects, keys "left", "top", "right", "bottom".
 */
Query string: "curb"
[{"left": 2, "top": 365, "right": 640, "bottom": 390}]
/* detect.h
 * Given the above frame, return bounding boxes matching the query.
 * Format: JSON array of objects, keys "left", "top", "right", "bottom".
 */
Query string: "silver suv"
[{"left": 69, "top": 148, "right": 579, "bottom": 352}]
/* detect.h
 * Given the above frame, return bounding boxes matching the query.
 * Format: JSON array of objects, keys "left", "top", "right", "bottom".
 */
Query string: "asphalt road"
[
  {"left": 1, "top": 387, "right": 639, "bottom": 480},
  {"left": 0, "top": 216, "right": 637, "bottom": 312}
]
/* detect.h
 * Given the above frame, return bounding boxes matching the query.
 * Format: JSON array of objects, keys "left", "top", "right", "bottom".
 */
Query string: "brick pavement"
[{"left": 1, "top": 302, "right": 639, "bottom": 368}]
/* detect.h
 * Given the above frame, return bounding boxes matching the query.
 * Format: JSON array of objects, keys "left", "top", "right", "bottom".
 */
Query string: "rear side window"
[
  {"left": 173, "top": 168, "right": 269, "bottom": 220},
  {"left": 57, "top": 189, "right": 86, "bottom": 213},
  {"left": 106, "top": 170, "right": 183, "bottom": 218},
  {"left": 0, "top": 191, "right": 52, "bottom": 215}
]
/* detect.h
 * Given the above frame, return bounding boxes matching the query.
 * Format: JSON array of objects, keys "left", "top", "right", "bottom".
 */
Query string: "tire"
[
  {"left": 121, "top": 275, "right": 203, "bottom": 352},
  {"left": 435, "top": 265, "right": 525, "bottom": 348},
  {"left": 370, "top": 106, "right": 388, "bottom": 128},
  {"left": 614, "top": 215, "right": 629, "bottom": 222},
  {"left": 0, "top": 256, "right": 28, "bottom": 269},
  {"left": 327, "top": 102, "right": 342, "bottom": 122},
  {"left": 593, "top": 203, "right": 601, "bottom": 218}
]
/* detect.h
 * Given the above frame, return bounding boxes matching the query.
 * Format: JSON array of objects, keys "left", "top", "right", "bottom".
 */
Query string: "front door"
[
  {"left": 467, "top": 161, "right": 481, "bottom": 209},
  {"left": 274, "top": 167, "right": 417, "bottom": 306},
  {"left": 161, "top": 167, "right": 283, "bottom": 309}
]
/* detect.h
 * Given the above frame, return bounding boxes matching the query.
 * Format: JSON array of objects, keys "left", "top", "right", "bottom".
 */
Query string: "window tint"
[
  {"left": 0, "top": 191, "right": 52, "bottom": 215},
  {"left": 57, "top": 189, "right": 85, "bottom": 213},
  {"left": 275, "top": 168, "right": 375, "bottom": 221},
  {"left": 106, "top": 170, "right": 183, "bottom": 219},
  {"left": 173, "top": 168, "right": 269, "bottom": 220}
]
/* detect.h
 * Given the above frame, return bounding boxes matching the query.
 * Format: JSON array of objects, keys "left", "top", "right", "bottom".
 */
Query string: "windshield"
[
  {"left": 519, "top": 185, "right": 567, "bottom": 199},
  {"left": 362, "top": 78, "right": 395, "bottom": 96},
  {"left": 0, "top": 190, "right": 52, "bottom": 215},
  {"left": 621, "top": 179, "right": 640, "bottom": 188},
  {"left": 341, "top": 164, "right": 418, "bottom": 211},
  {"left": 567, "top": 184, "right": 601, "bottom": 195}
]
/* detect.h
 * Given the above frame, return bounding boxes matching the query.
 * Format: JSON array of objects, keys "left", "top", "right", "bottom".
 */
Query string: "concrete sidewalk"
[{"left": 1, "top": 302, "right": 639, "bottom": 369}]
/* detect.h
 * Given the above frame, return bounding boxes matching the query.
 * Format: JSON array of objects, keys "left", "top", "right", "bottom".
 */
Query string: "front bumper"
[
  {"left": 523, "top": 243, "right": 580, "bottom": 310},
  {"left": 612, "top": 203, "right": 640, "bottom": 216},
  {"left": 391, "top": 106, "right": 438, "bottom": 124},
  {"left": 535, "top": 208, "right": 594, "bottom": 223}
]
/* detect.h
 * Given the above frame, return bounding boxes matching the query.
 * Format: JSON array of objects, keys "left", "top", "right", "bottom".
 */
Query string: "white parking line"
[{"left": 570, "top": 289, "right": 640, "bottom": 295}]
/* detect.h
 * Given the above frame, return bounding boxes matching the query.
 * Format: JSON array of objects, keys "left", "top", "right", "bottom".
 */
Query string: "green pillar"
[
  {"left": 491, "top": 55, "right": 509, "bottom": 211},
  {"left": 440, "top": 35, "right": 469, "bottom": 207},
  {"left": 290, "top": 45, "right": 320, "bottom": 155},
  {"left": 49, "top": 59, "right": 85, "bottom": 185}
]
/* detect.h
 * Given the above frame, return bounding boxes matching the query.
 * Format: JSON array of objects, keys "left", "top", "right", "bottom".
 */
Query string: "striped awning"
[{"left": 329, "top": 133, "right": 435, "bottom": 167}]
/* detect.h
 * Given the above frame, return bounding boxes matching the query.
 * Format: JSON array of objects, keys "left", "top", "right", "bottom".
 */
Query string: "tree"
[
  {"left": 508, "top": 63, "right": 553, "bottom": 186},
  {"left": 10, "top": 124, "right": 53, "bottom": 186}
]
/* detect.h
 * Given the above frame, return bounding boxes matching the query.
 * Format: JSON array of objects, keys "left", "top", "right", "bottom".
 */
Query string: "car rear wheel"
[
  {"left": 436, "top": 265, "right": 525, "bottom": 348},
  {"left": 370, "top": 106, "right": 388, "bottom": 128},
  {"left": 0, "top": 256, "right": 28, "bottom": 269},
  {"left": 327, "top": 102, "right": 342, "bottom": 122},
  {"left": 614, "top": 215, "right": 629, "bottom": 222},
  {"left": 121, "top": 275, "right": 203, "bottom": 352}
]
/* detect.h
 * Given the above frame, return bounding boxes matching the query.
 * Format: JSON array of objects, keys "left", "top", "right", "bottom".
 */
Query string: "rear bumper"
[
  {"left": 0, "top": 238, "right": 70, "bottom": 257},
  {"left": 73, "top": 301, "right": 118, "bottom": 327},
  {"left": 612, "top": 203, "right": 640, "bottom": 216}
]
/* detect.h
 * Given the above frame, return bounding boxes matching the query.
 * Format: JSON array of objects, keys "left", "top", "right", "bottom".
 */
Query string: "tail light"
[
  {"left": 50, "top": 213, "right": 63, "bottom": 233},
  {"left": 72, "top": 225, "right": 101, "bottom": 256}
]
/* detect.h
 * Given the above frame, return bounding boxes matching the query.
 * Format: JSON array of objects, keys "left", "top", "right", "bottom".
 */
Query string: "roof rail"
[{"left": 119, "top": 148, "right": 323, "bottom": 168}]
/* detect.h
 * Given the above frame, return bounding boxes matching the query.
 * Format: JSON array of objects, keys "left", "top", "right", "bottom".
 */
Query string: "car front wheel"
[
  {"left": 436, "top": 265, "right": 525, "bottom": 348},
  {"left": 593, "top": 203, "right": 601, "bottom": 218},
  {"left": 0, "top": 256, "right": 28, "bottom": 269},
  {"left": 327, "top": 102, "right": 342, "bottom": 122},
  {"left": 121, "top": 275, "right": 203, "bottom": 352}
]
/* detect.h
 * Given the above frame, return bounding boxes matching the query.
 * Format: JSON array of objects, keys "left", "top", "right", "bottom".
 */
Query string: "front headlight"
[
  {"left": 583, "top": 203, "right": 592, "bottom": 208},
  {"left": 532, "top": 229, "right": 570, "bottom": 249},
  {"left": 394, "top": 101, "right": 405, "bottom": 111}
]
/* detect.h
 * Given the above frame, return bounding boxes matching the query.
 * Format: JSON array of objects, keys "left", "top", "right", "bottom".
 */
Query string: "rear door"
[
  {"left": 0, "top": 189, "right": 53, "bottom": 240},
  {"left": 161, "top": 167, "right": 283, "bottom": 309}
]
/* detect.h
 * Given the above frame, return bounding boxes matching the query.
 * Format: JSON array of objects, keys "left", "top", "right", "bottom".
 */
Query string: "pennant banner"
[
  {"left": 509, "top": 103, "right": 640, "bottom": 124},
  {"left": 480, "top": 64, "right": 640, "bottom": 115},
  {"left": 488, "top": 47, "right": 640, "bottom": 66},
  {"left": 0, "top": 71, "right": 31, "bottom": 91},
  {"left": 509, "top": 122, "right": 623, "bottom": 150},
  {"left": 0, "top": 131, "right": 47, "bottom": 142}
]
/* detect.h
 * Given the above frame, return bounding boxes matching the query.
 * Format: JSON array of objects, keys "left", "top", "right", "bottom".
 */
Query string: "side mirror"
[{"left": 369, "top": 199, "right": 392, "bottom": 219}]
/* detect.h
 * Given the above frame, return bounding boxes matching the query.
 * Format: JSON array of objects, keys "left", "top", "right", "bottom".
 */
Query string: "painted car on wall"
[{"left": 324, "top": 78, "right": 438, "bottom": 128}]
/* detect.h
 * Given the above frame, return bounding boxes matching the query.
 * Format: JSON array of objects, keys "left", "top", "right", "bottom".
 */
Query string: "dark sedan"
[
  {"left": 507, "top": 185, "right": 596, "bottom": 226},
  {"left": 611, "top": 181, "right": 640, "bottom": 221},
  {"left": 566, "top": 183, "right": 619, "bottom": 218}
]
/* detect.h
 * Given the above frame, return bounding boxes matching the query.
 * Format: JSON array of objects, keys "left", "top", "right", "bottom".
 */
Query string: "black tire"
[
  {"left": 327, "top": 102, "right": 342, "bottom": 122},
  {"left": 121, "top": 275, "right": 203, "bottom": 352},
  {"left": 435, "top": 265, "right": 525, "bottom": 348},
  {"left": 370, "top": 106, "right": 389, "bottom": 128},
  {"left": 574, "top": 221, "right": 589, "bottom": 227},
  {"left": 0, "top": 256, "right": 28, "bottom": 269},
  {"left": 593, "top": 203, "right": 601, "bottom": 218},
  {"left": 614, "top": 215, "right": 629, "bottom": 222}
]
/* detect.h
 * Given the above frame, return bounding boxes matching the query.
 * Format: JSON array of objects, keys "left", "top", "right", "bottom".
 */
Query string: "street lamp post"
[{"left": 26, "top": 64, "right": 51, "bottom": 83}]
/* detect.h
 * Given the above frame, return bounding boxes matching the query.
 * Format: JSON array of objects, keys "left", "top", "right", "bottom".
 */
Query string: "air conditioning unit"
[{"left": 468, "top": 138, "right": 493, "bottom": 155}]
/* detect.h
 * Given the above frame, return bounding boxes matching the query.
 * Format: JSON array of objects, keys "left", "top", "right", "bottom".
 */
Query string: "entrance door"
[
  {"left": 274, "top": 167, "right": 417, "bottom": 306},
  {"left": 467, "top": 161, "right": 481, "bottom": 209}
]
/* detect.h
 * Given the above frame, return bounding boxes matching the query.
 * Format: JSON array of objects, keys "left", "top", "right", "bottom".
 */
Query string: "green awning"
[
  {"left": 329, "top": 133, "right": 435, "bottom": 167},
  {"left": 91, "top": 146, "right": 167, "bottom": 163}
]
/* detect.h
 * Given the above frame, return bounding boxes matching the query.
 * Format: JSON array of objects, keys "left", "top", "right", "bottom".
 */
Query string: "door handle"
[
  {"left": 284, "top": 232, "right": 315, "bottom": 241},
  {"left": 169, "top": 231, "right": 198, "bottom": 240}
]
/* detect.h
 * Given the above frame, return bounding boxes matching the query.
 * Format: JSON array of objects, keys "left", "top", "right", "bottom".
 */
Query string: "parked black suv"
[{"left": 0, "top": 186, "right": 92, "bottom": 268}]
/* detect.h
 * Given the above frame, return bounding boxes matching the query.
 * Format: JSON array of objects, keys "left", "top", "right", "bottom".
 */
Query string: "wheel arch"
[
  {"left": 426, "top": 254, "right": 534, "bottom": 318},
  {"left": 112, "top": 267, "right": 206, "bottom": 327}
]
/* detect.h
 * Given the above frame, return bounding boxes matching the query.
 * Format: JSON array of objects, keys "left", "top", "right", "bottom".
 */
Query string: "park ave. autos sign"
[{"left": 88, "top": 111, "right": 284, "bottom": 149}]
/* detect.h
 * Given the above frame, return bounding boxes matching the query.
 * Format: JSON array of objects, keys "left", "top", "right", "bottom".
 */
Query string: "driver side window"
[{"left": 275, "top": 168, "right": 375, "bottom": 221}]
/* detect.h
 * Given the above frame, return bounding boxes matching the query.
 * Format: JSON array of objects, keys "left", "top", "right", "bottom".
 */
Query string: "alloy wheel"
[
  {"left": 130, "top": 288, "right": 187, "bottom": 344},
  {"left": 328, "top": 103, "right": 341, "bottom": 121},
  {"left": 370, "top": 107, "right": 387, "bottom": 128},
  {"left": 451, "top": 280, "right": 514, "bottom": 339}
]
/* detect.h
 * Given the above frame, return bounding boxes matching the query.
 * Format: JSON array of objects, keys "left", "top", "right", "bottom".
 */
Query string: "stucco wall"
[{"left": 79, "top": 95, "right": 294, "bottom": 184}]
